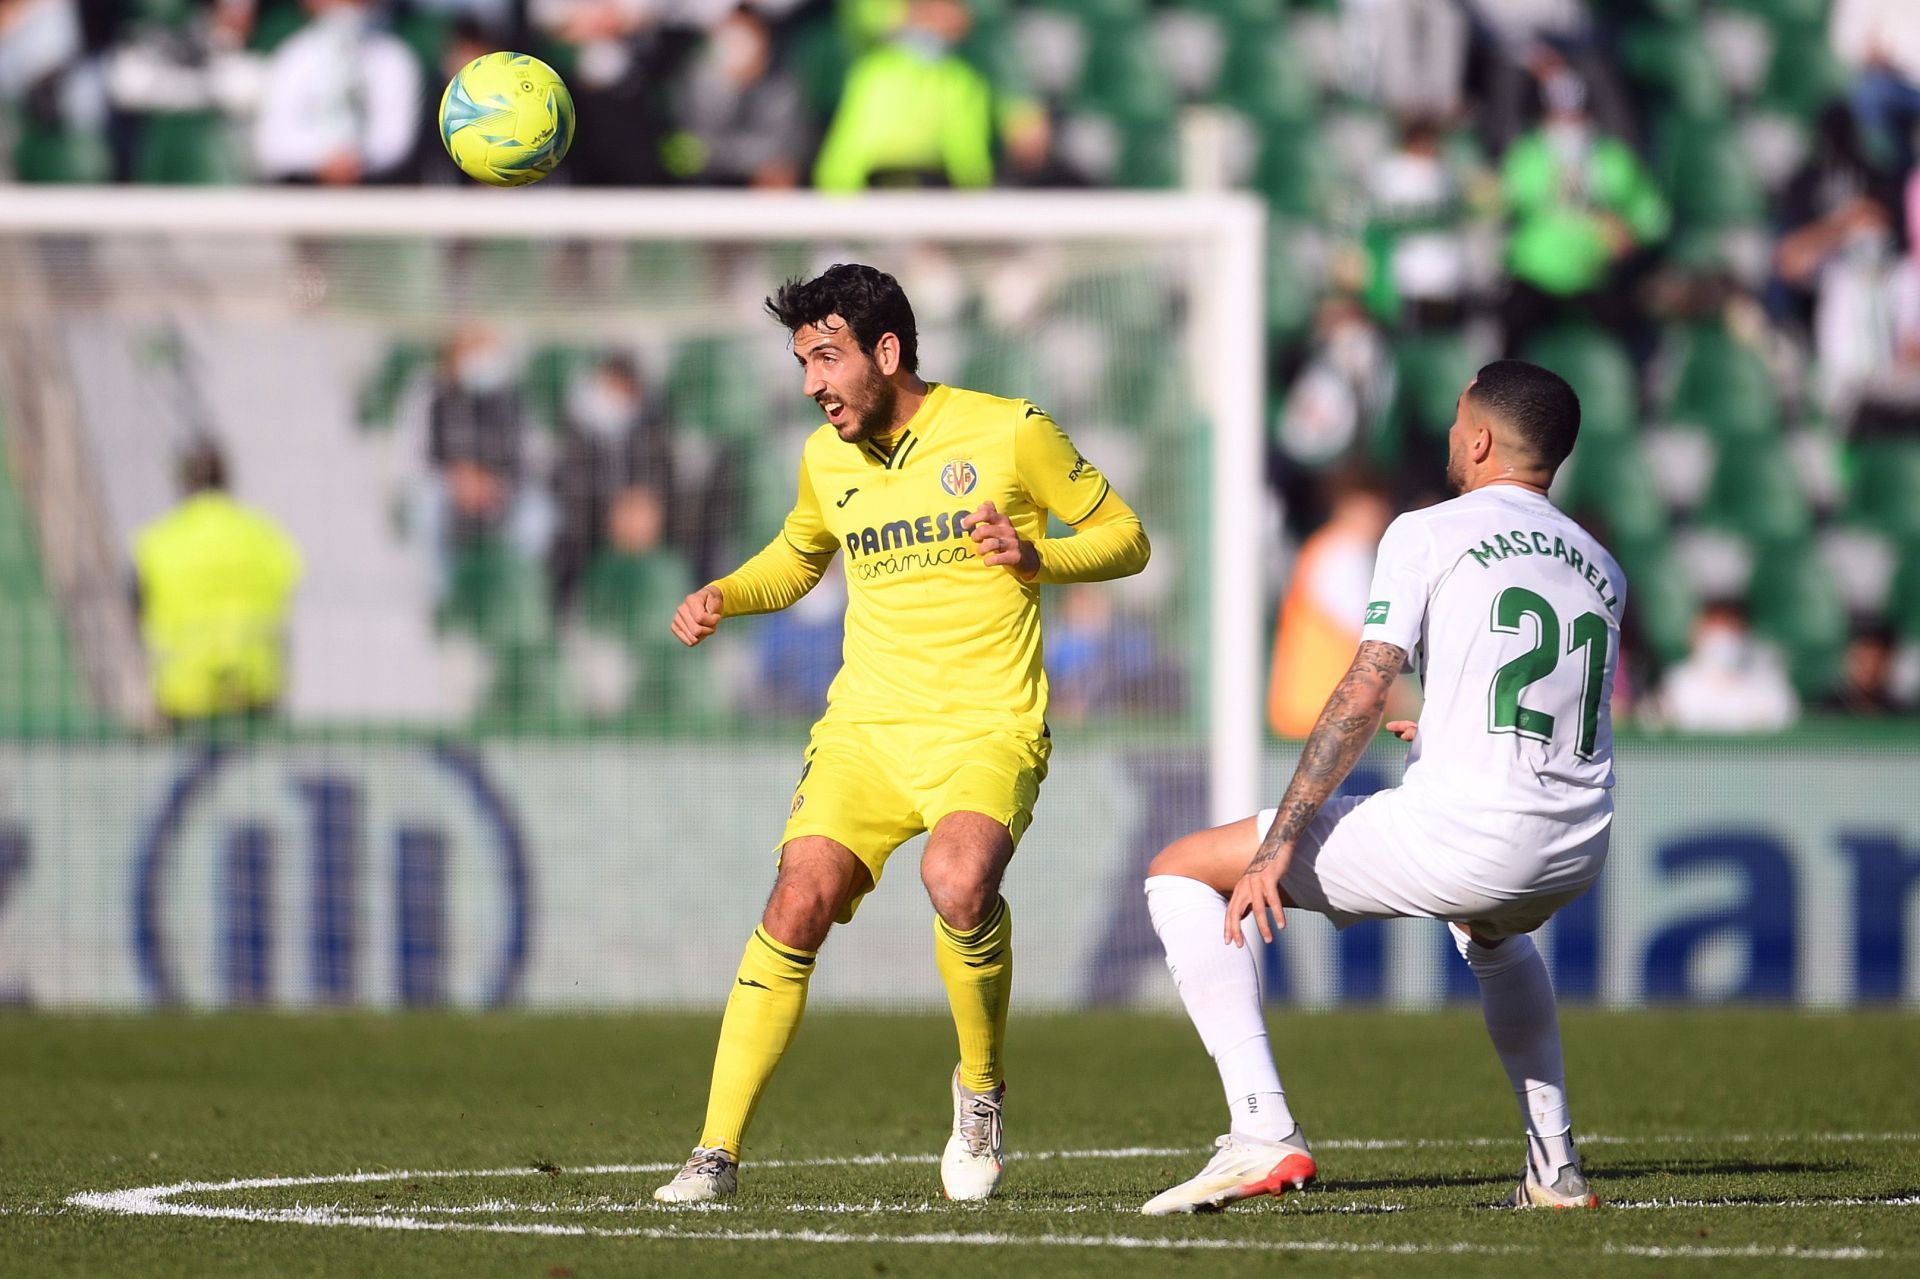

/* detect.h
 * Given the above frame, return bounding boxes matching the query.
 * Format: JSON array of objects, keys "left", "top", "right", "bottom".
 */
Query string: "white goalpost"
[
  {"left": 0, "top": 187, "right": 1266, "bottom": 825},
  {"left": 0, "top": 188, "right": 1264, "bottom": 1010}
]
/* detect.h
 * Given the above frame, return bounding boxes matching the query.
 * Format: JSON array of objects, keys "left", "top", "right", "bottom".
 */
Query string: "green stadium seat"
[
  {"left": 1622, "top": 22, "right": 1729, "bottom": 120},
  {"left": 1617, "top": 541, "right": 1698, "bottom": 665},
  {"left": 522, "top": 345, "right": 604, "bottom": 432},
  {"left": 789, "top": 14, "right": 855, "bottom": 118},
  {"left": 1662, "top": 324, "right": 1782, "bottom": 439},
  {"left": 1114, "top": 121, "right": 1180, "bottom": 188},
  {"left": 1563, "top": 436, "right": 1671, "bottom": 552},
  {"left": 1703, "top": 438, "right": 1813, "bottom": 547},
  {"left": 1264, "top": 218, "right": 1321, "bottom": 344},
  {"left": 959, "top": 331, "right": 1058, "bottom": 410},
  {"left": 1254, "top": 126, "right": 1335, "bottom": 220},
  {"left": 1075, "top": 27, "right": 1179, "bottom": 128},
  {"left": 355, "top": 343, "right": 434, "bottom": 431},
  {"left": 1846, "top": 440, "right": 1920, "bottom": 545},
  {"left": 1889, "top": 544, "right": 1920, "bottom": 641},
  {"left": 1167, "top": 0, "right": 1285, "bottom": 29},
  {"left": 1747, "top": 543, "right": 1849, "bottom": 699},
  {"left": 1031, "top": 0, "right": 1149, "bottom": 26},
  {"left": 392, "top": 9, "right": 450, "bottom": 79},
  {"left": 0, "top": 400, "right": 99, "bottom": 734},
  {"left": 1522, "top": 327, "right": 1639, "bottom": 440},
  {"left": 12, "top": 120, "right": 110, "bottom": 183},
  {"left": 666, "top": 337, "right": 770, "bottom": 442},
  {"left": 134, "top": 112, "right": 243, "bottom": 185},
  {"left": 1658, "top": 119, "right": 1767, "bottom": 229},
  {"left": 1393, "top": 331, "right": 1481, "bottom": 440},
  {"left": 1215, "top": 30, "right": 1318, "bottom": 124}
]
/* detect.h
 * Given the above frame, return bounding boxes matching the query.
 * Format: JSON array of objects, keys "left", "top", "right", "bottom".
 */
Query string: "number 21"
[{"left": 1487, "top": 587, "right": 1609, "bottom": 759}]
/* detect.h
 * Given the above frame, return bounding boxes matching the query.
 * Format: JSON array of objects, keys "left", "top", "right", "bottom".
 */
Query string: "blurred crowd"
[{"left": 10, "top": 0, "right": 1919, "bottom": 730}]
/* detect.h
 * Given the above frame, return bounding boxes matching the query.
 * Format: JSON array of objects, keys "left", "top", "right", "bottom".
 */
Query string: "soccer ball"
[{"left": 438, "top": 52, "right": 574, "bottom": 187}]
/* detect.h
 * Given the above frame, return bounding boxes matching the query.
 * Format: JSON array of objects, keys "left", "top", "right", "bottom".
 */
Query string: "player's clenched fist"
[
  {"left": 671, "top": 584, "right": 725, "bottom": 647},
  {"left": 962, "top": 501, "right": 1039, "bottom": 581}
]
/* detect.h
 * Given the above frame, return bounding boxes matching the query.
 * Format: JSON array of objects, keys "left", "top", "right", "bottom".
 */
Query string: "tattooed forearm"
[{"left": 1248, "top": 640, "right": 1406, "bottom": 869}]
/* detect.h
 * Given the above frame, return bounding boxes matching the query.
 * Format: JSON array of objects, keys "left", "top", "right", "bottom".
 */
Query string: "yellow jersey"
[
  {"left": 716, "top": 383, "right": 1148, "bottom": 734},
  {"left": 134, "top": 492, "right": 303, "bottom": 718}
]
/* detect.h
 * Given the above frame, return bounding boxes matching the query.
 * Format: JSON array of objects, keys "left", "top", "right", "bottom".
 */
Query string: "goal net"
[{"left": 0, "top": 189, "right": 1264, "bottom": 1010}]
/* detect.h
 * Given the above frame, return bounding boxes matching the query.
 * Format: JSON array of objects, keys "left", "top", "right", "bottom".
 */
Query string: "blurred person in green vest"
[
  {"left": 133, "top": 440, "right": 303, "bottom": 727},
  {"left": 813, "top": 0, "right": 1023, "bottom": 191},
  {"left": 1498, "top": 67, "right": 1668, "bottom": 353}
]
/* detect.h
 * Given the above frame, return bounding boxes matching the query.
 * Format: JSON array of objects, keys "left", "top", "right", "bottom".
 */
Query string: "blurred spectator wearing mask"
[
  {"left": 1273, "top": 296, "right": 1396, "bottom": 516},
  {"left": 549, "top": 351, "right": 677, "bottom": 611},
  {"left": 1831, "top": 0, "right": 1920, "bottom": 174},
  {"left": 1773, "top": 105, "right": 1906, "bottom": 416},
  {"left": 1498, "top": 69, "right": 1668, "bottom": 355},
  {"left": 661, "top": 6, "right": 805, "bottom": 187},
  {"left": 417, "top": 327, "right": 552, "bottom": 594},
  {"left": 1459, "top": 0, "right": 1632, "bottom": 152},
  {"left": 1658, "top": 599, "right": 1799, "bottom": 734},
  {"left": 1816, "top": 623, "right": 1909, "bottom": 716},
  {"left": 133, "top": 440, "right": 303, "bottom": 728},
  {"left": 1362, "top": 116, "right": 1483, "bottom": 326},
  {"left": 252, "top": 0, "right": 421, "bottom": 183},
  {"left": 529, "top": 0, "right": 694, "bottom": 185},
  {"left": 1266, "top": 471, "right": 1416, "bottom": 737},
  {"left": 812, "top": 0, "right": 995, "bottom": 191}
]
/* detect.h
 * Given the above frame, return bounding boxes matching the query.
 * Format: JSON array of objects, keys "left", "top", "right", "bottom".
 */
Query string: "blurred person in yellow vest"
[
  {"left": 133, "top": 441, "right": 303, "bottom": 725},
  {"left": 1268, "top": 472, "right": 1413, "bottom": 737}
]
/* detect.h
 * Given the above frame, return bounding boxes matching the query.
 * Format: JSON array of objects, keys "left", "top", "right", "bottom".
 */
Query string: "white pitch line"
[
  {"left": 62, "top": 1133, "right": 1920, "bottom": 1264},
  {"left": 1611, "top": 1196, "right": 1920, "bottom": 1211}
]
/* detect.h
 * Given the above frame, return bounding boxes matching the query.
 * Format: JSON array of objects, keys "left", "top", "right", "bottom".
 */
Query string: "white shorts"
[{"left": 1258, "top": 788, "right": 1609, "bottom": 940}]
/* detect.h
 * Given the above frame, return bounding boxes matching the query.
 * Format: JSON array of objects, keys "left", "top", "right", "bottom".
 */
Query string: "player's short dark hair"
[
  {"left": 1468, "top": 359, "right": 1581, "bottom": 472},
  {"left": 180, "top": 438, "right": 227, "bottom": 494},
  {"left": 765, "top": 264, "right": 919, "bottom": 374}
]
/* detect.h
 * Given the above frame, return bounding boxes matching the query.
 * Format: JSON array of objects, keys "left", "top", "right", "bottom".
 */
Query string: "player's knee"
[
  {"left": 921, "top": 854, "right": 996, "bottom": 931},
  {"left": 1146, "top": 837, "right": 1195, "bottom": 880},
  {"left": 763, "top": 872, "right": 846, "bottom": 950}
]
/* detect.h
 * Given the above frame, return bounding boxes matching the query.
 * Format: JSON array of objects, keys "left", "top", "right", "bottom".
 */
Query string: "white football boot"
[
  {"left": 940, "top": 1067, "right": 1005, "bottom": 1201},
  {"left": 1508, "top": 1159, "right": 1600, "bottom": 1209},
  {"left": 1139, "top": 1129, "right": 1317, "bottom": 1215},
  {"left": 652, "top": 1146, "right": 739, "bottom": 1204}
]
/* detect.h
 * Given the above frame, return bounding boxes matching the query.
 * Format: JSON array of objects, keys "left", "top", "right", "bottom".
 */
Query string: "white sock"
[
  {"left": 1451, "top": 925, "right": 1575, "bottom": 1181},
  {"left": 1146, "top": 875, "right": 1296, "bottom": 1142}
]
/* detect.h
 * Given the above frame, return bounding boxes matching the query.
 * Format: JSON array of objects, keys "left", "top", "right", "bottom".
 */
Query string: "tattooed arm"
[{"left": 1225, "top": 639, "right": 1408, "bottom": 946}]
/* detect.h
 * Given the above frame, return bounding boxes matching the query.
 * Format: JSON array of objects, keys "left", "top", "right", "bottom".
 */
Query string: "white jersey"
[{"left": 1360, "top": 485, "right": 1626, "bottom": 860}]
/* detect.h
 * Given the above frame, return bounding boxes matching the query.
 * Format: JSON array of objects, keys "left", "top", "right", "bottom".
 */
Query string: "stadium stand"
[{"left": 1, "top": 0, "right": 1917, "bottom": 726}]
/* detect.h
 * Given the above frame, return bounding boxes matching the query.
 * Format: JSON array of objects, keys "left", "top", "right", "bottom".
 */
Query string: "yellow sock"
[
  {"left": 933, "top": 897, "right": 1012, "bottom": 1092},
  {"left": 698, "top": 926, "right": 816, "bottom": 1157}
]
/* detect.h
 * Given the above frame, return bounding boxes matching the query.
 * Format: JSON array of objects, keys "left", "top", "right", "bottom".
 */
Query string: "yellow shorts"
[{"left": 780, "top": 720, "right": 1051, "bottom": 920}]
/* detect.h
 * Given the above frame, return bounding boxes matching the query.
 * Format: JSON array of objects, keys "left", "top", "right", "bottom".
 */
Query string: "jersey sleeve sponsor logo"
[
  {"left": 940, "top": 459, "right": 979, "bottom": 497},
  {"left": 1066, "top": 453, "right": 1093, "bottom": 482},
  {"left": 1365, "top": 600, "right": 1390, "bottom": 625}
]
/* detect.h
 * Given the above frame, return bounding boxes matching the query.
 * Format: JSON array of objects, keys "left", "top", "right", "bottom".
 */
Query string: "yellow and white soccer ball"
[{"left": 438, "top": 52, "right": 574, "bottom": 187}]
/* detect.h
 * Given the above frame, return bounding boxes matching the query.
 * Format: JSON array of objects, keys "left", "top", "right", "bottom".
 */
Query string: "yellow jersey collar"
[{"left": 858, "top": 382, "right": 945, "bottom": 471}]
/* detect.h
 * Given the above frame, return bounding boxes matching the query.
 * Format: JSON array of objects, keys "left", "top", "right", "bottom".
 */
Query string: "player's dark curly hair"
[
  {"left": 1468, "top": 359, "right": 1581, "bottom": 471},
  {"left": 765, "top": 264, "right": 919, "bottom": 374}
]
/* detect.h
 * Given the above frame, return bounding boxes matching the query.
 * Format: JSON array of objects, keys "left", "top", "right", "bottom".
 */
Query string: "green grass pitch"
[{"left": 4, "top": 1009, "right": 1917, "bottom": 1276}]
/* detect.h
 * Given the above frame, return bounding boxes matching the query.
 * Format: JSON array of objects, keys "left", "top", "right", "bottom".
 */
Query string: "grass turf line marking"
[{"left": 65, "top": 1137, "right": 1920, "bottom": 1262}]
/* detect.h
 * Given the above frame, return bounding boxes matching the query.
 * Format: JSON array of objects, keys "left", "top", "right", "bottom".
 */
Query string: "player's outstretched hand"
[
  {"left": 963, "top": 501, "right": 1040, "bottom": 581},
  {"left": 670, "top": 584, "right": 724, "bottom": 647},
  {"left": 1225, "top": 859, "right": 1289, "bottom": 946},
  {"left": 1386, "top": 720, "right": 1417, "bottom": 743}
]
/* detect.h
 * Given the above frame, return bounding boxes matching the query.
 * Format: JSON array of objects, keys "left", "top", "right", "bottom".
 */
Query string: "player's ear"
[{"left": 872, "top": 332, "right": 900, "bottom": 377}]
